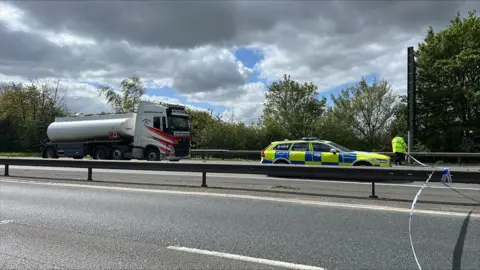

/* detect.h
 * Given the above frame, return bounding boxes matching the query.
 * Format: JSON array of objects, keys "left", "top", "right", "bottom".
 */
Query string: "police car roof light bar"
[{"left": 302, "top": 137, "right": 320, "bottom": 141}]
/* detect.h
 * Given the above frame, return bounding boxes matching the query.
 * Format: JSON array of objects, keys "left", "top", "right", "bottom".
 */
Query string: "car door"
[
  {"left": 289, "top": 142, "right": 309, "bottom": 164},
  {"left": 311, "top": 142, "right": 339, "bottom": 165},
  {"left": 270, "top": 142, "right": 292, "bottom": 163},
  {"left": 141, "top": 114, "right": 170, "bottom": 153}
]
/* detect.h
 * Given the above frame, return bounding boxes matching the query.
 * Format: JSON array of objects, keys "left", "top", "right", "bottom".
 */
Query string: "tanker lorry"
[{"left": 42, "top": 101, "right": 191, "bottom": 161}]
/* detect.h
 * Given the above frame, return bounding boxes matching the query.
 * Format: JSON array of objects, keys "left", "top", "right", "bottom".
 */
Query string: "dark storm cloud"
[
  {"left": 0, "top": 27, "right": 76, "bottom": 78},
  {"left": 1, "top": 0, "right": 479, "bottom": 119},
  {"left": 172, "top": 52, "right": 248, "bottom": 94},
  {"left": 9, "top": 1, "right": 470, "bottom": 49},
  {"left": 9, "top": 1, "right": 237, "bottom": 48},
  {"left": 3, "top": 0, "right": 474, "bottom": 82}
]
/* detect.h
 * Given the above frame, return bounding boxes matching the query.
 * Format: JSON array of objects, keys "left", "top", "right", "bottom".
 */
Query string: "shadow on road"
[
  {"left": 267, "top": 175, "right": 417, "bottom": 184},
  {"left": 452, "top": 210, "right": 473, "bottom": 270},
  {"left": 444, "top": 183, "right": 480, "bottom": 204}
]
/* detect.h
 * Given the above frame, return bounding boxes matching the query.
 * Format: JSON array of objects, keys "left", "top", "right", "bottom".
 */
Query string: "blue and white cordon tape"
[{"left": 407, "top": 153, "right": 453, "bottom": 270}]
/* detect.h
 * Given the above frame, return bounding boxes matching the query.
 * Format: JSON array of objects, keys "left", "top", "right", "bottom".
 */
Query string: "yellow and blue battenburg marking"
[
  {"left": 306, "top": 152, "right": 358, "bottom": 165},
  {"left": 263, "top": 151, "right": 359, "bottom": 166}
]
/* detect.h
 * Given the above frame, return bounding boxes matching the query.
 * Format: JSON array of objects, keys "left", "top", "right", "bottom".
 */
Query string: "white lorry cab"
[{"left": 42, "top": 101, "right": 191, "bottom": 161}]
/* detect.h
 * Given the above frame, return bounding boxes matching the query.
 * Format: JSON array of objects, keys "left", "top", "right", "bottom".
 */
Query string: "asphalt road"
[
  {"left": 2, "top": 165, "right": 480, "bottom": 211},
  {"left": 1, "top": 179, "right": 479, "bottom": 269}
]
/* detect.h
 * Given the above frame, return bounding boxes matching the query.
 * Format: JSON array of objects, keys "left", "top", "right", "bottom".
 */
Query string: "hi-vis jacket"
[{"left": 392, "top": 136, "right": 407, "bottom": 153}]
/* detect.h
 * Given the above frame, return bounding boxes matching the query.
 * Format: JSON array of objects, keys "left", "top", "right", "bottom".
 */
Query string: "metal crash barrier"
[{"left": 1, "top": 157, "right": 479, "bottom": 199}]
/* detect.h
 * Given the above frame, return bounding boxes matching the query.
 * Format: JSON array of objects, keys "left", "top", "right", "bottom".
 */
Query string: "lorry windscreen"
[{"left": 168, "top": 115, "right": 189, "bottom": 131}]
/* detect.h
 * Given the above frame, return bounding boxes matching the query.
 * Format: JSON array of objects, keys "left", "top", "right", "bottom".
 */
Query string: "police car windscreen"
[{"left": 328, "top": 142, "right": 351, "bottom": 152}]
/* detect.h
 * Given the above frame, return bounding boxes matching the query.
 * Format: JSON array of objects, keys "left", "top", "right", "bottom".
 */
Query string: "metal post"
[
  {"left": 407, "top": 46, "right": 416, "bottom": 165},
  {"left": 369, "top": 182, "right": 378, "bottom": 199},
  {"left": 457, "top": 157, "right": 461, "bottom": 165},
  {"left": 4, "top": 164, "right": 9, "bottom": 176},
  {"left": 87, "top": 168, "right": 92, "bottom": 181},
  {"left": 201, "top": 172, "right": 207, "bottom": 187},
  {"left": 407, "top": 131, "right": 412, "bottom": 164}
]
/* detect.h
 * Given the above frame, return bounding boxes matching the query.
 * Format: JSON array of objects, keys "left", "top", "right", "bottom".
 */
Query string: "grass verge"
[{"left": 0, "top": 152, "right": 41, "bottom": 157}]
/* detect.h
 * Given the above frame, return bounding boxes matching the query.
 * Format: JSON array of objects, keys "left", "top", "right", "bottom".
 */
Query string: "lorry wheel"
[
  {"left": 145, "top": 148, "right": 160, "bottom": 161},
  {"left": 111, "top": 148, "right": 124, "bottom": 160},
  {"left": 43, "top": 146, "right": 57, "bottom": 159},
  {"left": 93, "top": 147, "right": 108, "bottom": 160}
]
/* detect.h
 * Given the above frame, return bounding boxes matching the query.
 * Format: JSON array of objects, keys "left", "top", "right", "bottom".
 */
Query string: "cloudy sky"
[{"left": 0, "top": 1, "right": 478, "bottom": 123}]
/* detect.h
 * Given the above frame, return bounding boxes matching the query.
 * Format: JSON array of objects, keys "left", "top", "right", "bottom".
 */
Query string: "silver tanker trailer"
[{"left": 42, "top": 101, "right": 191, "bottom": 161}]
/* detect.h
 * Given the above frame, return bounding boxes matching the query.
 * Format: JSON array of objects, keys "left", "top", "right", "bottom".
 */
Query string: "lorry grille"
[{"left": 174, "top": 138, "right": 190, "bottom": 157}]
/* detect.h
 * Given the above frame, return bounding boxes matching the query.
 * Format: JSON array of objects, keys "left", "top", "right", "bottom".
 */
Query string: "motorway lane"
[
  {"left": 2, "top": 165, "right": 480, "bottom": 208},
  {"left": 1, "top": 180, "right": 479, "bottom": 269}
]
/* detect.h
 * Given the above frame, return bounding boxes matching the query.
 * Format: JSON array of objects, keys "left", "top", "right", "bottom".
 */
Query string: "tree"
[
  {"left": 262, "top": 74, "right": 326, "bottom": 139},
  {"left": 0, "top": 120, "right": 12, "bottom": 152},
  {"left": 97, "top": 75, "right": 146, "bottom": 113},
  {"left": 0, "top": 79, "right": 69, "bottom": 151},
  {"left": 388, "top": 95, "right": 408, "bottom": 139},
  {"left": 330, "top": 77, "right": 399, "bottom": 151},
  {"left": 416, "top": 10, "right": 480, "bottom": 151}
]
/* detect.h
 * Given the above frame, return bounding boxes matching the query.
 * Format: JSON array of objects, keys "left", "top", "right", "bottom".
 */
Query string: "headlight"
[{"left": 375, "top": 159, "right": 389, "bottom": 164}]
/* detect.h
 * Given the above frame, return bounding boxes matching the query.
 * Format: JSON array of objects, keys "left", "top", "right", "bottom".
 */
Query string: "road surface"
[
  {"left": 1, "top": 165, "right": 480, "bottom": 210},
  {"left": 0, "top": 178, "right": 479, "bottom": 269}
]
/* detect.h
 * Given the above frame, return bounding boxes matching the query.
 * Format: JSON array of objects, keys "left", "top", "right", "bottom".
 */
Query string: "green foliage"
[
  {"left": 262, "top": 74, "right": 327, "bottom": 140},
  {"left": 416, "top": 10, "right": 480, "bottom": 151},
  {"left": 324, "top": 77, "right": 400, "bottom": 151},
  {"left": 0, "top": 80, "right": 69, "bottom": 152},
  {"left": 186, "top": 108, "right": 266, "bottom": 150},
  {"left": 98, "top": 74, "right": 146, "bottom": 113}
]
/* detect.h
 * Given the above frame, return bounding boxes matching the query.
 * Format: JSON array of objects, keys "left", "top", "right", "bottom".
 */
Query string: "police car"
[{"left": 260, "top": 137, "right": 391, "bottom": 167}]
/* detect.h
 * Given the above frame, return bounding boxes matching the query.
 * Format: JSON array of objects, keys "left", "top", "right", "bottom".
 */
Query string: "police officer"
[{"left": 392, "top": 135, "right": 407, "bottom": 165}]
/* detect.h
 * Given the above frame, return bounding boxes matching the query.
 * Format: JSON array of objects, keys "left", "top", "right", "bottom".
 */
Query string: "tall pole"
[{"left": 407, "top": 46, "right": 416, "bottom": 164}]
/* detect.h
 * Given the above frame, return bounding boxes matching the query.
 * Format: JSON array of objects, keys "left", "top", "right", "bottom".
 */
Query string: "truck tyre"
[
  {"left": 110, "top": 148, "right": 124, "bottom": 160},
  {"left": 43, "top": 146, "right": 58, "bottom": 159},
  {"left": 145, "top": 147, "right": 160, "bottom": 161},
  {"left": 93, "top": 146, "right": 109, "bottom": 160}
]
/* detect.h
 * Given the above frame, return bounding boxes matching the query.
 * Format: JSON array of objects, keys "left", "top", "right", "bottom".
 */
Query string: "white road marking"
[
  {"left": 0, "top": 220, "right": 14, "bottom": 225},
  {"left": 2, "top": 165, "right": 479, "bottom": 191},
  {"left": 167, "top": 246, "right": 325, "bottom": 270},
  {"left": 1, "top": 178, "right": 478, "bottom": 218}
]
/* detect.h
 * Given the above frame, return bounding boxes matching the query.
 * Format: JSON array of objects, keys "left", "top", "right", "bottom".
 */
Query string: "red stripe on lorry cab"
[
  {"left": 144, "top": 125, "right": 191, "bottom": 142},
  {"left": 150, "top": 136, "right": 173, "bottom": 154}
]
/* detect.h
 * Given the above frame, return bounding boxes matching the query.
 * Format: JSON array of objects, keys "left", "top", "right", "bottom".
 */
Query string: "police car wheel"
[
  {"left": 354, "top": 161, "right": 372, "bottom": 166},
  {"left": 273, "top": 160, "right": 289, "bottom": 164}
]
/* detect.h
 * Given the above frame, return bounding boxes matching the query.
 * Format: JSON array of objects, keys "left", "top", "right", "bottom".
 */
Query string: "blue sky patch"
[
  {"left": 319, "top": 73, "right": 379, "bottom": 105},
  {"left": 234, "top": 47, "right": 264, "bottom": 69},
  {"left": 81, "top": 81, "right": 101, "bottom": 88},
  {"left": 147, "top": 87, "right": 181, "bottom": 100}
]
